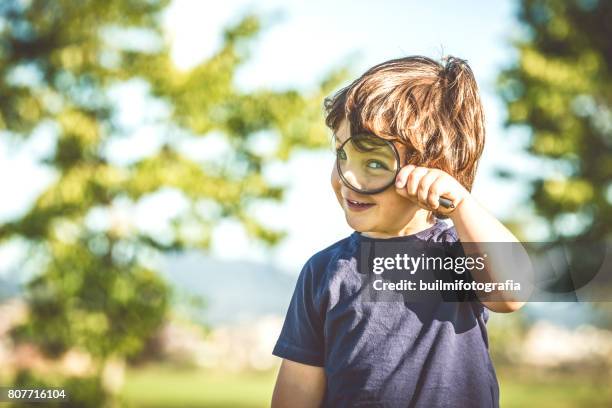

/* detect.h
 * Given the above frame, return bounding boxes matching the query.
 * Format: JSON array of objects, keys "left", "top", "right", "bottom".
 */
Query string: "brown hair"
[{"left": 324, "top": 55, "right": 485, "bottom": 192}]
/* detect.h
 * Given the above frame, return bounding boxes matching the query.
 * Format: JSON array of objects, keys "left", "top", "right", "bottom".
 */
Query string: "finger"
[
  {"left": 406, "top": 167, "right": 429, "bottom": 197},
  {"left": 430, "top": 176, "right": 459, "bottom": 211},
  {"left": 395, "top": 164, "right": 416, "bottom": 189},
  {"left": 427, "top": 175, "right": 446, "bottom": 209},
  {"left": 418, "top": 172, "right": 441, "bottom": 207}
]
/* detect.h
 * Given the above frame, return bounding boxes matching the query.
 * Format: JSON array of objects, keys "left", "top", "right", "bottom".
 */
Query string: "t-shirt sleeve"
[
  {"left": 272, "top": 258, "right": 325, "bottom": 367},
  {"left": 446, "top": 236, "right": 492, "bottom": 305},
  {"left": 445, "top": 237, "right": 480, "bottom": 302}
]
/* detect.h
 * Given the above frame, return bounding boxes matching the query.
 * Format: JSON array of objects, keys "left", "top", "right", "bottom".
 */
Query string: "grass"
[
  {"left": 498, "top": 368, "right": 612, "bottom": 408},
  {"left": 120, "top": 364, "right": 612, "bottom": 408},
  {"left": 120, "top": 364, "right": 277, "bottom": 408}
]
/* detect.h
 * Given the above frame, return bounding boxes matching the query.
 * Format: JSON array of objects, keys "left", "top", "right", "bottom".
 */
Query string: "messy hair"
[{"left": 324, "top": 55, "right": 485, "bottom": 192}]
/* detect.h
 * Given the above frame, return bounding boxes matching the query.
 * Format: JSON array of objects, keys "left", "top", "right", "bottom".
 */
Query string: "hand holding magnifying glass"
[{"left": 336, "top": 133, "right": 458, "bottom": 212}]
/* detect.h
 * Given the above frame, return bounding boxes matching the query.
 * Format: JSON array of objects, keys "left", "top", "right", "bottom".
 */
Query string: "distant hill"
[
  {"left": 160, "top": 252, "right": 296, "bottom": 325},
  {"left": 1, "top": 252, "right": 296, "bottom": 326}
]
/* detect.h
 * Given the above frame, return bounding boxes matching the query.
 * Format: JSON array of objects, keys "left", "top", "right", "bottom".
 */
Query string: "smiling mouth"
[{"left": 345, "top": 199, "right": 375, "bottom": 211}]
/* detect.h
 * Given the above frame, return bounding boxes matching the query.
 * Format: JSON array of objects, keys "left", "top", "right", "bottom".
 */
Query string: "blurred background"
[{"left": 0, "top": 0, "right": 611, "bottom": 406}]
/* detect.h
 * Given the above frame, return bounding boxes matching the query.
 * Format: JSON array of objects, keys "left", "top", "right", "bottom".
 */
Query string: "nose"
[
  {"left": 332, "top": 160, "right": 360, "bottom": 191},
  {"left": 339, "top": 167, "right": 360, "bottom": 189},
  {"left": 333, "top": 165, "right": 358, "bottom": 196}
]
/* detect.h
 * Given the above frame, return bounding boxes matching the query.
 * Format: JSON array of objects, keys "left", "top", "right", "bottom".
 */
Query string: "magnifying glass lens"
[{"left": 337, "top": 134, "right": 399, "bottom": 194}]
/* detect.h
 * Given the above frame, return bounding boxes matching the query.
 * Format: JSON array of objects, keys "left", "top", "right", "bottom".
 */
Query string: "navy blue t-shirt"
[{"left": 273, "top": 219, "right": 500, "bottom": 407}]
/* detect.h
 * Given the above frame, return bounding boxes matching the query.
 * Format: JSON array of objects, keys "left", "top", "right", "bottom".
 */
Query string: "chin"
[{"left": 344, "top": 214, "right": 373, "bottom": 233}]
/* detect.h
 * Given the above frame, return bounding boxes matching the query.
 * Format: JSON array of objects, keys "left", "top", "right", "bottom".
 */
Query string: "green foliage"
[
  {"left": 11, "top": 370, "right": 108, "bottom": 408},
  {"left": 0, "top": 0, "right": 346, "bottom": 403},
  {"left": 13, "top": 238, "right": 169, "bottom": 359},
  {"left": 498, "top": 0, "right": 612, "bottom": 240},
  {"left": 487, "top": 313, "right": 527, "bottom": 365}
]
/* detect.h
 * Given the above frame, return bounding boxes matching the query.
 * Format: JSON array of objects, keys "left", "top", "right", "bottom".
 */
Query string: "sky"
[{"left": 0, "top": 0, "right": 545, "bottom": 275}]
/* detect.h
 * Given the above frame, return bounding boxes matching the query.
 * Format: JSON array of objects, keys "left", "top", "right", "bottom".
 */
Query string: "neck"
[{"left": 361, "top": 210, "right": 436, "bottom": 239}]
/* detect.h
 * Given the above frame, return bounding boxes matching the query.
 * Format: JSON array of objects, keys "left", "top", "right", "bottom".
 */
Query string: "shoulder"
[
  {"left": 304, "top": 234, "right": 356, "bottom": 273},
  {"left": 421, "top": 218, "right": 459, "bottom": 243},
  {"left": 298, "top": 234, "right": 356, "bottom": 289}
]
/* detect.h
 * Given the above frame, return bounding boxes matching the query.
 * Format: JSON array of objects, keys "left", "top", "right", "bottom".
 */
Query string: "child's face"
[{"left": 331, "top": 119, "right": 427, "bottom": 237}]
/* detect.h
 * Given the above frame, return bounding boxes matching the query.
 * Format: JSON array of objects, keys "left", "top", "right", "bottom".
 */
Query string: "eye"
[
  {"left": 366, "top": 160, "right": 388, "bottom": 170},
  {"left": 336, "top": 148, "right": 347, "bottom": 160}
]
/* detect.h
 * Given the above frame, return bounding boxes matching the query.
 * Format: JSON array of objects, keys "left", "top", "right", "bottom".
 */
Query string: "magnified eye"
[
  {"left": 337, "top": 148, "right": 347, "bottom": 160},
  {"left": 366, "top": 160, "right": 389, "bottom": 170}
]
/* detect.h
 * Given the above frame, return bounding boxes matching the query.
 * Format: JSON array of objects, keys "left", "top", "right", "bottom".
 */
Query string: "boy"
[{"left": 271, "top": 56, "right": 525, "bottom": 407}]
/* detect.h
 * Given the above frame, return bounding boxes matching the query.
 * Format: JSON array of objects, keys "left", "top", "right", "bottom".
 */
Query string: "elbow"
[{"left": 483, "top": 300, "right": 526, "bottom": 313}]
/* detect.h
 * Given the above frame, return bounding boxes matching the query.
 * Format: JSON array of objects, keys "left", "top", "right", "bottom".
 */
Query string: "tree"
[
  {"left": 0, "top": 0, "right": 344, "bottom": 404},
  {"left": 498, "top": 0, "right": 612, "bottom": 242}
]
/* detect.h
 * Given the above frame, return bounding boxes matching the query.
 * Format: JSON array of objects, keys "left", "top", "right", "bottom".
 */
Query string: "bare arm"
[
  {"left": 271, "top": 359, "right": 326, "bottom": 408},
  {"left": 449, "top": 195, "right": 530, "bottom": 313}
]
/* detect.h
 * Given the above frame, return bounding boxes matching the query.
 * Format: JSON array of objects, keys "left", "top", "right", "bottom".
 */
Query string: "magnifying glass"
[{"left": 336, "top": 133, "right": 455, "bottom": 209}]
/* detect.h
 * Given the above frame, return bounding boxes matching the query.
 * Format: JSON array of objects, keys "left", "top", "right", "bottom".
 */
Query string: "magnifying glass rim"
[{"left": 336, "top": 133, "right": 401, "bottom": 195}]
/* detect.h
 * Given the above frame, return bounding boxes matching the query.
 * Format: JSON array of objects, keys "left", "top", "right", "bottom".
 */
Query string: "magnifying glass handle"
[{"left": 438, "top": 197, "right": 455, "bottom": 209}]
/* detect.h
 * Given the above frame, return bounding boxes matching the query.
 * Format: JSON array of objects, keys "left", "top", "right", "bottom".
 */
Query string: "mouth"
[{"left": 345, "top": 198, "right": 376, "bottom": 212}]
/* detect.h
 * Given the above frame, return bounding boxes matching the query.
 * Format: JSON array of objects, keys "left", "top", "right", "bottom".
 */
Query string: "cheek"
[
  {"left": 331, "top": 164, "right": 342, "bottom": 198},
  {"left": 377, "top": 188, "right": 411, "bottom": 211}
]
